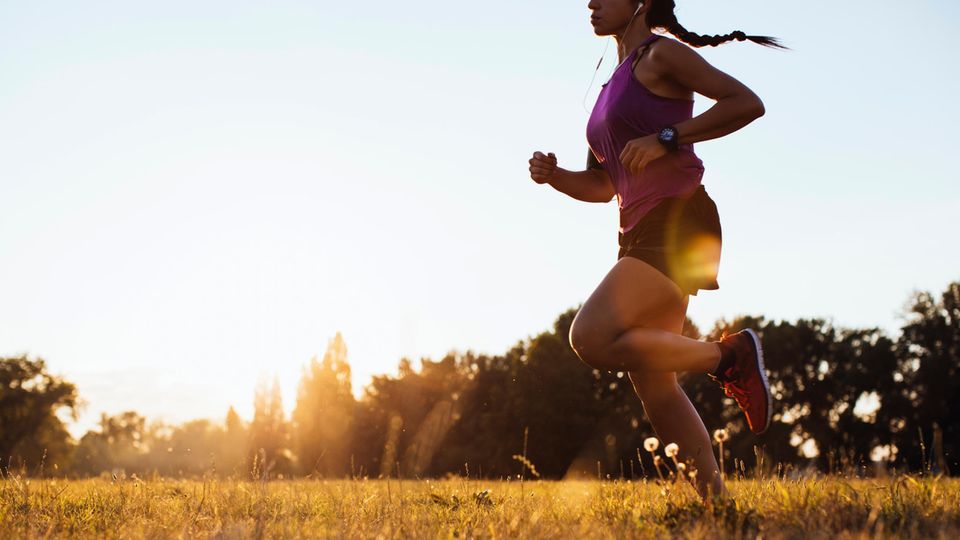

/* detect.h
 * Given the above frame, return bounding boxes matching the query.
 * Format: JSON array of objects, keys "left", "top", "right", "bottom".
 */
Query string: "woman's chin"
[{"left": 590, "top": 23, "right": 614, "bottom": 37}]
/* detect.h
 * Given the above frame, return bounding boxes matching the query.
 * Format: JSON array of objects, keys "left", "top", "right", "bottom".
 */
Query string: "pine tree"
[
  {"left": 248, "top": 373, "right": 293, "bottom": 478},
  {"left": 292, "top": 332, "right": 356, "bottom": 477},
  {"left": 220, "top": 405, "right": 247, "bottom": 477}
]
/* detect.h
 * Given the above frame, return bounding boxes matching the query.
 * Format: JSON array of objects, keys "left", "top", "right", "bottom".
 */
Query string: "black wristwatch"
[{"left": 657, "top": 126, "right": 680, "bottom": 151}]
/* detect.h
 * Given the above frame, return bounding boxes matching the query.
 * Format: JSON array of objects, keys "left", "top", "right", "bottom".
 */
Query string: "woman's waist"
[
  {"left": 619, "top": 180, "right": 701, "bottom": 215},
  {"left": 614, "top": 161, "right": 704, "bottom": 207},
  {"left": 617, "top": 183, "right": 715, "bottom": 242}
]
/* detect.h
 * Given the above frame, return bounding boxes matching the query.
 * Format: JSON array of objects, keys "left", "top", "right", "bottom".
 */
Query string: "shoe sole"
[{"left": 744, "top": 328, "right": 772, "bottom": 434}]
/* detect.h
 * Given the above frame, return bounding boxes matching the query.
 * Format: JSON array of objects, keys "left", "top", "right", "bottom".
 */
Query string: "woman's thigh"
[{"left": 569, "top": 256, "right": 689, "bottom": 364}]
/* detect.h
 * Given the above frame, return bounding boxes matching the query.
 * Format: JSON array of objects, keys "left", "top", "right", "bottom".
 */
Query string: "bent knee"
[{"left": 568, "top": 319, "right": 614, "bottom": 369}]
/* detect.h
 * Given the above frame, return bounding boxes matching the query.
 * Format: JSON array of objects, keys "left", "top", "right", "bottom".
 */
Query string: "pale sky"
[{"left": 2, "top": 1, "right": 957, "bottom": 439}]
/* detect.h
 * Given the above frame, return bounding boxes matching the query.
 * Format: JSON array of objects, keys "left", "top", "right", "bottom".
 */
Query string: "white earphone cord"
[{"left": 581, "top": 2, "right": 644, "bottom": 113}]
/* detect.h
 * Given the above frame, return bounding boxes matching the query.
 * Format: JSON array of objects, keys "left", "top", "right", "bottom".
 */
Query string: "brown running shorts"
[{"left": 617, "top": 184, "right": 722, "bottom": 297}]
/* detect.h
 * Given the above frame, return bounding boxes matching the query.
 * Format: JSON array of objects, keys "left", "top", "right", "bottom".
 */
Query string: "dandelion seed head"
[
  {"left": 665, "top": 443, "right": 679, "bottom": 458},
  {"left": 713, "top": 429, "right": 729, "bottom": 443},
  {"left": 643, "top": 437, "right": 660, "bottom": 452},
  {"left": 676, "top": 462, "right": 686, "bottom": 472}
]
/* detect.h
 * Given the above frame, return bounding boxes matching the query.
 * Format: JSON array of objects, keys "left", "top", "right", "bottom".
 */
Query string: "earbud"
[{"left": 581, "top": 0, "right": 645, "bottom": 112}]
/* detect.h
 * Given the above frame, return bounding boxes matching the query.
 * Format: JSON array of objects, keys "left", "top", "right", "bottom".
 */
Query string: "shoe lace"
[{"left": 722, "top": 381, "right": 751, "bottom": 409}]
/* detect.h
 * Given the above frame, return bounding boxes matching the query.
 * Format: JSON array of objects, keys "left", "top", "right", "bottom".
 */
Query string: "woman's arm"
[
  {"left": 618, "top": 40, "right": 766, "bottom": 175},
  {"left": 547, "top": 167, "right": 616, "bottom": 203},
  {"left": 529, "top": 150, "right": 615, "bottom": 203},
  {"left": 650, "top": 40, "right": 765, "bottom": 144}
]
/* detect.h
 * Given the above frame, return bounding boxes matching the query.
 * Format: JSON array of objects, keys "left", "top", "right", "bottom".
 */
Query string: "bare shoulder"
[
  {"left": 646, "top": 35, "right": 751, "bottom": 101},
  {"left": 647, "top": 35, "right": 709, "bottom": 70}
]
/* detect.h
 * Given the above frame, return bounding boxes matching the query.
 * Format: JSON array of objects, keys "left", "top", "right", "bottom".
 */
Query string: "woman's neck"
[{"left": 616, "top": 27, "right": 655, "bottom": 62}]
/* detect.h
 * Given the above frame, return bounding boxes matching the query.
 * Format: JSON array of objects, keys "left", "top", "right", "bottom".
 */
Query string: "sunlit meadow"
[{"left": 4, "top": 473, "right": 959, "bottom": 539}]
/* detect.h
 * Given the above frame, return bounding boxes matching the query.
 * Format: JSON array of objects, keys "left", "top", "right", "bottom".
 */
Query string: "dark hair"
[{"left": 645, "top": 0, "right": 790, "bottom": 50}]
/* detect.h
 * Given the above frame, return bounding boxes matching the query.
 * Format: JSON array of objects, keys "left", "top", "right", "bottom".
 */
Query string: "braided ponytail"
[{"left": 646, "top": 0, "right": 790, "bottom": 50}]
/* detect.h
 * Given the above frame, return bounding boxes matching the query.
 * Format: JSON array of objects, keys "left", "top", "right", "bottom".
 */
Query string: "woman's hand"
[
  {"left": 619, "top": 134, "right": 668, "bottom": 176},
  {"left": 529, "top": 151, "right": 558, "bottom": 184}
]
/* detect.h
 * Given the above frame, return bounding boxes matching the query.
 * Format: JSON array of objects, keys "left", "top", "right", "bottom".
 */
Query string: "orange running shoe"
[{"left": 709, "top": 329, "right": 772, "bottom": 434}]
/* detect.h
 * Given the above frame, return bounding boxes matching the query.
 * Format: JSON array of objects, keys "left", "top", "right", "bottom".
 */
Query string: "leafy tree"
[
  {"left": 0, "top": 355, "right": 79, "bottom": 475},
  {"left": 355, "top": 353, "right": 469, "bottom": 478},
  {"left": 895, "top": 281, "right": 960, "bottom": 473},
  {"left": 73, "top": 411, "right": 149, "bottom": 476},
  {"left": 292, "top": 332, "right": 356, "bottom": 477},
  {"left": 248, "top": 374, "right": 293, "bottom": 477},
  {"left": 220, "top": 405, "right": 248, "bottom": 476}
]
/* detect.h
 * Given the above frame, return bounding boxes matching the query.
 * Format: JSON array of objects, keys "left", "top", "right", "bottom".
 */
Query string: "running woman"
[{"left": 528, "top": 0, "right": 788, "bottom": 499}]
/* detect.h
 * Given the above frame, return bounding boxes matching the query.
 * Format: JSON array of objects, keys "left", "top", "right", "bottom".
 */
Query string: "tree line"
[{"left": 1, "top": 280, "right": 957, "bottom": 480}]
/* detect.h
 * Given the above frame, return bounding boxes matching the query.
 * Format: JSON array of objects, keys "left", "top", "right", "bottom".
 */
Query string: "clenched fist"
[{"left": 528, "top": 151, "right": 558, "bottom": 184}]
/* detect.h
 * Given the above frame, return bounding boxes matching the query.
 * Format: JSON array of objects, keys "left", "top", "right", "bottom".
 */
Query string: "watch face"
[{"left": 660, "top": 127, "right": 676, "bottom": 140}]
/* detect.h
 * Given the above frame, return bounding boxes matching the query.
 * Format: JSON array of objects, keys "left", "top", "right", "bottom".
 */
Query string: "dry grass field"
[{"left": 2, "top": 473, "right": 959, "bottom": 539}]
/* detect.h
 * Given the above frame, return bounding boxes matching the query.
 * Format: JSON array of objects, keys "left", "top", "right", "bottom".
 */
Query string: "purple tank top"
[{"left": 586, "top": 34, "right": 705, "bottom": 235}]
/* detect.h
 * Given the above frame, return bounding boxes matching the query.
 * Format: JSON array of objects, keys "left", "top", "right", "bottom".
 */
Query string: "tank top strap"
[{"left": 630, "top": 34, "right": 662, "bottom": 71}]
